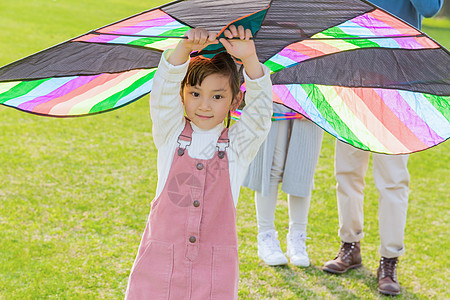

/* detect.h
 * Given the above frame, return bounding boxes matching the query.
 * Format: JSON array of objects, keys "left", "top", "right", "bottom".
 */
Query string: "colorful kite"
[{"left": 0, "top": 0, "right": 449, "bottom": 154}]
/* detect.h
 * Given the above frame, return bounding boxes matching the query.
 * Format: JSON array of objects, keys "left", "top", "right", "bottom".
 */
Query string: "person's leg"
[
  {"left": 373, "top": 154, "right": 409, "bottom": 295},
  {"left": 255, "top": 121, "right": 290, "bottom": 266},
  {"left": 255, "top": 183, "right": 279, "bottom": 233},
  {"left": 288, "top": 194, "right": 310, "bottom": 233},
  {"left": 286, "top": 194, "right": 311, "bottom": 266},
  {"left": 255, "top": 183, "right": 289, "bottom": 266},
  {"left": 335, "top": 142, "right": 369, "bottom": 243},
  {"left": 323, "top": 140, "right": 369, "bottom": 273},
  {"left": 282, "top": 118, "right": 323, "bottom": 267},
  {"left": 373, "top": 154, "right": 409, "bottom": 258}
]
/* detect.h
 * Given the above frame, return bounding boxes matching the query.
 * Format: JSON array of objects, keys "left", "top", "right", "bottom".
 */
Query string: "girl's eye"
[
  {"left": 191, "top": 92, "right": 200, "bottom": 97},
  {"left": 213, "top": 95, "right": 223, "bottom": 100}
]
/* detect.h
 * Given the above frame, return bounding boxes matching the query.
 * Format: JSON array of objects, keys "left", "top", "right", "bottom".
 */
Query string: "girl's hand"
[
  {"left": 182, "top": 28, "right": 218, "bottom": 52},
  {"left": 219, "top": 25, "right": 257, "bottom": 62},
  {"left": 168, "top": 28, "right": 218, "bottom": 66},
  {"left": 220, "top": 25, "right": 263, "bottom": 80}
]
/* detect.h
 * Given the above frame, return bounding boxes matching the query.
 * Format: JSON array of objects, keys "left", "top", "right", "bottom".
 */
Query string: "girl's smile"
[{"left": 196, "top": 114, "right": 213, "bottom": 119}]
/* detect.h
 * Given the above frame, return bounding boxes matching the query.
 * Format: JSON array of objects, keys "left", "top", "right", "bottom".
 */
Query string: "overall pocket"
[
  {"left": 127, "top": 240, "right": 174, "bottom": 300},
  {"left": 211, "top": 245, "right": 239, "bottom": 300}
]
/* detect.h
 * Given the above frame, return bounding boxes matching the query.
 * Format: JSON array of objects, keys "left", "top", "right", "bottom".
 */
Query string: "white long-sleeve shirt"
[{"left": 150, "top": 50, "right": 273, "bottom": 206}]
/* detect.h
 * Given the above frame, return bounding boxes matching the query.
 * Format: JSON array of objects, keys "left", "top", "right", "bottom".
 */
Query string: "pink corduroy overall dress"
[{"left": 126, "top": 121, "right": 239, "bottom": 300}]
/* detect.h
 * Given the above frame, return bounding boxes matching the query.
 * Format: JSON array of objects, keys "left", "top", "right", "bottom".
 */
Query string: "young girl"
[{"left": 125, "top": 25, "right": 273, "bottom": 299}]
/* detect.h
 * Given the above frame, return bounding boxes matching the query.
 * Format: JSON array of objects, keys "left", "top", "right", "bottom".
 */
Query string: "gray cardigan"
[{"left": 243, "top": 104, "right": 324, "bottom": 197}]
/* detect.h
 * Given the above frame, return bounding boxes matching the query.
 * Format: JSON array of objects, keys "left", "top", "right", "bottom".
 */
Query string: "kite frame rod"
[{"left": 87, "top": 31, "right": 425, "bottom": 41}]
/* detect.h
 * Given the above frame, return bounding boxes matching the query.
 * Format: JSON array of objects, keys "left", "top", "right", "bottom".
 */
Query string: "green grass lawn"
[{"left": 0, "top": 1, "right": 449, "bottom": 299}]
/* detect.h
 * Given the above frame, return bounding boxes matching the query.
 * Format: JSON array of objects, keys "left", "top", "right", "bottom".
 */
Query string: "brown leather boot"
[
  {"left": 377, "top": 257, "right": 401, "bottom": 295},
  {"left": 322, "top": 241, "right": 362, "bottom": 274}
]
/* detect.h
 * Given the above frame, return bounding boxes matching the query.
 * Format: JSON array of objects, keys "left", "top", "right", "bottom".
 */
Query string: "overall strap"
[
  {"left": 216, "top": 128, "right": 230, "bottom": 159},
  {"left": 176, "top": 119, "right": 193, "bottom": 156}
]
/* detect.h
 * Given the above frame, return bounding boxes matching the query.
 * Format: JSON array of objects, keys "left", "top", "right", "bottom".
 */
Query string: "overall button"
[
  {"left": 189, "top": 236, "right": 196, "bottom": 243},
  {"left": 177, "top": 148, "right": 185, "bottom": 156},
  {"left": 196, "top": 163, "right": 204, "bottom": 170},
  {"left": 193, "top": 200, "right": 200, "bottom": 207}
]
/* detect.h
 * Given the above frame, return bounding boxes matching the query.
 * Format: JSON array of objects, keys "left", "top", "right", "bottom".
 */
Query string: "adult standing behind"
[
  {"left": 244, "top": 105, "right": 323, "bottom": 267},
  {"left": 322, "top": 0, "right": 443, "bottom": 296}
]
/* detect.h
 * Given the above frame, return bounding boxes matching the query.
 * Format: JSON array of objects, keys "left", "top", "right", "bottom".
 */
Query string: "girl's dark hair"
[{"left": 181, "top": 52, "right": 241, "bottom": 104}]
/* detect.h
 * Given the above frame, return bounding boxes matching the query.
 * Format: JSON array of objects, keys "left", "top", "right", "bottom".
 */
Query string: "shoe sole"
[
  {"left": 261, "top": 257, "right": 289, "bottom": 266},
  {"left": 378, "top": 287, "right": 401, "bottom": 296},
  {"left": 291, "top": 261, "right": 310, "bottom": 267},
  {"left": 258, "top": 252, "right": 288, "bottom": 266},
  {"left": 287, "top": 255, "right": 310, "bottom": 267},
  {"left": 322, "top": 263, "right": 362, "bottom": 274}
]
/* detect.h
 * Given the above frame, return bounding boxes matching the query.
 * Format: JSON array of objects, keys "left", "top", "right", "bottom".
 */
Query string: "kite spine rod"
[{"left": 88, "top": 31, "right": 425, "bottom": 41}]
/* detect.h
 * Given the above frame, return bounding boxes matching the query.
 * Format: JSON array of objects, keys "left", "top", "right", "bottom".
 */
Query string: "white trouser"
[
  {"left": 255, "top": 120, "right": 311, "bottom": 234},
  {"left": 335, "top": 140, "right": 409, "bottom": 258}
]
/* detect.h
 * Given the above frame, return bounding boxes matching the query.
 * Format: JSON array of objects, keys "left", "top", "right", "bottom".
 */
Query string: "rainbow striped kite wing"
[
  {"left": 271, "top": 85, "right": 449, "bottom": 154},
  {"left": 0, "top": 7, "right": 190, "bottom": 117},
  {"left": 0, "top": 70, "right": 157, "bottom": 117},
  {"left": 265, "top": 9, "right": 440, "bottom": 72},
  {"left": 265, "top": 7, "right": 450, "bottom": 154},
  {"left": 72, "top": 9, "right": 190, "bottom": 51}
]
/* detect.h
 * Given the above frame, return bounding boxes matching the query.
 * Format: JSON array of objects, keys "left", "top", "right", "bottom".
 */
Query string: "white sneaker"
[
  {"left": 286, "top": 231, "right": 310, "bottom": 267},
  {"left": 257, "top": 230, "right": 288, "bottom": 266}
]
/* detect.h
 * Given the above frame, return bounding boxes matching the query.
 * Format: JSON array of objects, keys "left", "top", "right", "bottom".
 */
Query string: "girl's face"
[{"left": 182, "top": 73, "right": 242, "bottom": 130}]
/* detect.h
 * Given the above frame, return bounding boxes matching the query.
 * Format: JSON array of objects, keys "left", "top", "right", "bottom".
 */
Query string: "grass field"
[{"left": 0, "top": 1, "right": 449, "bottom": 299}]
